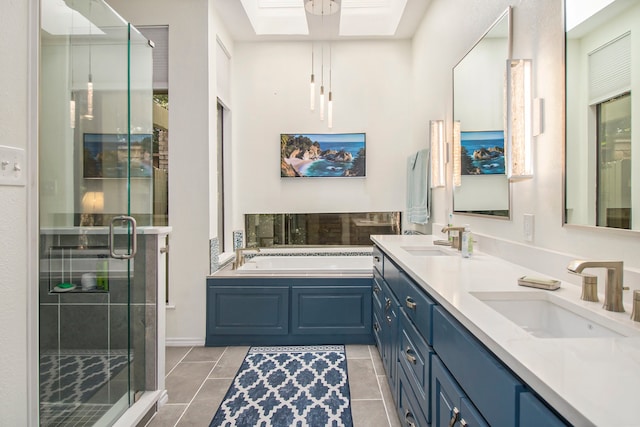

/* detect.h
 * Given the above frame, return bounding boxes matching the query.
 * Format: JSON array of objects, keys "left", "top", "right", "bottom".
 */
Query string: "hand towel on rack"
[{"left": 406, "top": 149, "right": 431, "bottom": 224}]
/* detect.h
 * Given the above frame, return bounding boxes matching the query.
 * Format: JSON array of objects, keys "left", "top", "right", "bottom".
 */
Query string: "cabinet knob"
[
  {"left": 385, "top": 298, "right": 392, "bottom": 311},
  {"left": 406, "top": 296, "right": 417, "bottom": 310},
  {"left": 374, "top": 322, "right": 380, "bottom": 332},
  {"left": 373, "top": 285, "right": 381, "bottom": 295},
  {"left": 448, "top": 407, "right": 460, "bottom": 427},
  {"left": 386, "top": 315, "right": 393, "bottom": 325},
  {"left": 374, "top": 256, "right": 381, "bottom": 263}
]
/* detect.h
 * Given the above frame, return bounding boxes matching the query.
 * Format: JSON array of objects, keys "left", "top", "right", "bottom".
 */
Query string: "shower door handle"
[{"left": 109, "top": 215, "right": 137, "bottom": 259}]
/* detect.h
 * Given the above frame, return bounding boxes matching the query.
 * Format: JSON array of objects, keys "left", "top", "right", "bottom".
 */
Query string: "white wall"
[
  {"left": 106, "top": 0, "right": 223, "bottom": 344},
  {"left": 0, "top": 0, "right": 32, "bottom": 424},
  {"left": 230, "top": 40, "right": 412, "bottom": 228},
  {"left": 416, "top": 0, "right": 640, "bottom": 286}
]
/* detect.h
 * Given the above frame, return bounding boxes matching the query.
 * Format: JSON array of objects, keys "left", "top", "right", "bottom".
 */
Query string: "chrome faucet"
[
  {"left": 441, "top": 226, "right": 466, "bottom": 251},
  {"left": 567, "top": 260, "right": 627, "bottom": 312},
  {"left": 233, "top": 247, "right": 260, "bottom": 269}
]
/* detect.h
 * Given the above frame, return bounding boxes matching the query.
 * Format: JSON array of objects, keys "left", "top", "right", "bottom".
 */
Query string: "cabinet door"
[
  {"left": 291, "top": 286, "right": 372, "bottom": 335},
  {"left": 432, "top": 356, "right": 465, "bottom": 427},
  {"left": 381, "top": 280, "right": 399, "bottom": 396},
  {"left": 519, "top": 392, "right": 568, "bottom": 427},
  {"left": 207, "top": 286, "right": 288, "bottom": 335}
]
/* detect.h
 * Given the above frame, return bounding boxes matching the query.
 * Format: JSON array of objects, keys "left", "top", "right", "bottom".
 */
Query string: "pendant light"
[
  {"left": 310, "top": 46, "right": 315, "bottom": 111},
  {"left": 319, "top": 43, "right": 325, "bottom": 121},
  {"left": 328, "top": 42, "right": 333, "bottom": 128},
  {"left": 85, "top": 0, "right": 94, "bottom": 120}
]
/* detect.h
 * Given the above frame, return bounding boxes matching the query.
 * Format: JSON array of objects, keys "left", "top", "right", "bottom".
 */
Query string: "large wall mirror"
[
  {"left": 565, "top": 0, "right": 639, "bottom": 231},
  {"left": 453, "top": 7, "right": 512, "bottom": 218}
]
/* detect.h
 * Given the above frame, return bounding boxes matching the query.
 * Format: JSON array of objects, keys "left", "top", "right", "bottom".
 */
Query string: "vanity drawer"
[
  {"left": 397, "top": 271, "right": 436, "bottom": 344},
  {"left": 398, "top": 309, "right": 433, "bottom": 423},
  {"left": 433, "top": 307, "right": 524, "bottom": 427},
  {"left": 372, "top": 245, "right": 384, "bottom": 275}
]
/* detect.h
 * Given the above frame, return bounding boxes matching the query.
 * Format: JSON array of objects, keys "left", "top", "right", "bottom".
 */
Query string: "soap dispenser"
[{"left": 461, "top": 225, "right": 473, "bottom": 258}]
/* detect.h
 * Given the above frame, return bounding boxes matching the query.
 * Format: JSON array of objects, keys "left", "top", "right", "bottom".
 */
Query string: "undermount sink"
[
  {"left": 401, "top": 246, "right": 453, "bottom": 257},
  {"left": 471, "top": 291, "right": 635, "bottom": 339}
]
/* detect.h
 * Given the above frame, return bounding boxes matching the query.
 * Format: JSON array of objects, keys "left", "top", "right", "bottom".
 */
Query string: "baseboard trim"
[{"left": 166, "top": 337, "right": 206, "bottom": 347}]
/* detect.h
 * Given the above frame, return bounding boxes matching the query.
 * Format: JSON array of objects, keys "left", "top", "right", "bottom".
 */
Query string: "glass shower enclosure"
[{"left": 39, "top": 0, "right": 153, "bottom": 425}]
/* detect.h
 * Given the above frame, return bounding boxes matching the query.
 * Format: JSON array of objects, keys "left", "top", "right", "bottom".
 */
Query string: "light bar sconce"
[
  {"left": 506, "top": 59, "right": 533, "bottom": 180},
  {"left": 452, "top": 120, "right": 461, "bottom": 187},
  {"left": 430, "top": 120, "right": 445, "bottom": 188}
]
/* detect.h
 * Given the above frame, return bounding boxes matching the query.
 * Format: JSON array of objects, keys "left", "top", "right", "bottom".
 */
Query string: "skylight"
[
  {"left": 238, "top": 0, "right": 409, "bottom": 37},
  {"left": 340, "top": 0, "right": 408, "bottom": 36},
  {"left": 240, "top": 0, "right": 309, "bottom": 35}
]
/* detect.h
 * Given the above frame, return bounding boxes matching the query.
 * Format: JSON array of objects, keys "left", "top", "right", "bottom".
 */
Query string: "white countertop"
[{"left": 372, "top": 234, "right": 640, "bottom": 427}]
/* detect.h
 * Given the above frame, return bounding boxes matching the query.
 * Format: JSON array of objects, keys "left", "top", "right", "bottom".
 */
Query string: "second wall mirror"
[{"left": 452, "top": 7, "right": 512, "bottom": 218}]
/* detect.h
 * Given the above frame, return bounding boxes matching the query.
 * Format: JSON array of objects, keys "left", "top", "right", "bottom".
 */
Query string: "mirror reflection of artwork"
[
  {"left": 280, "top": 133, "right": 366, "bottom": 178},
  {"left": 461, "top": 131, "right": 505, "bottom": 175},
  {"left": 83, "top": 133, "right": 153, "bottom": 178}
]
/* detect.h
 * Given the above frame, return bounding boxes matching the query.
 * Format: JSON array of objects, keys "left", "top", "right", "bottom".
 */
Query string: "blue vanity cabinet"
[{"left": 372, "top": 245, "right": 570, "bottom": 427}]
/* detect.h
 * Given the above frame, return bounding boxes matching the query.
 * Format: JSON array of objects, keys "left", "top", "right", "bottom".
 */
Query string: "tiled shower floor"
[{"left": 146, "top": 345, "right": 401, "bottom": 427}]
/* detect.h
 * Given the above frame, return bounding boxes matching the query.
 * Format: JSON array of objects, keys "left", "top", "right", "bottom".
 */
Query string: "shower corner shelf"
[{"left": 45, "top": 245, "right": 121, "bottom": 294}]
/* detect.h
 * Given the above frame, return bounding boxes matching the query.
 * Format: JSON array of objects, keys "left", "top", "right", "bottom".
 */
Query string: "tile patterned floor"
[{"left": 146, "top": 345, "right": 400, "bottom": 427}]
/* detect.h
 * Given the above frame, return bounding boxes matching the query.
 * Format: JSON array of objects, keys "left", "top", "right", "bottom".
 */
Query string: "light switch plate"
[
  {"left": 0, "top": 145, "right": 26, "bottom": 186},
  {"left": 523, "top": 214, "right": 534, "bottom": 242}
]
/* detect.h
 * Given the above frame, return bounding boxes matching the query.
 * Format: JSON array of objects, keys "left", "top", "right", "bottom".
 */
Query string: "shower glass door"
[{"left": 39, "top": 0, "right": 153, "bottom": 425}]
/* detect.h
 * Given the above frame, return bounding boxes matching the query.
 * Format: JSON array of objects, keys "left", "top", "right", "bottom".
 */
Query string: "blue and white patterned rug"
[{"left": 210, "top": 345, "right": 353, "bottom": 427}]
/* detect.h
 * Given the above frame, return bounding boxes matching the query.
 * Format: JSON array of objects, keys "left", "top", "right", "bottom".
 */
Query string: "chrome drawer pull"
[
  {"left": 374, "top": 322, "right": 380, "bottom": 332},
  {"left": 448, "top": 407, "right": 460, "bottom": 427},
  {"left": 373, "top": 285, "right": 381, "bottom": 295},
  {"left": 386, "top": 315, "right": 393, "bottom": 325},
  {"left": 460, "top": 419, "right": 468, "bottom": 427},
  {"left": 405, "top": 347, "right": 417, "bottom": 364},
  {"left": 406, "top": 297, "right": 417, "bottom": 310},
  {"left": 404, "top": 410, "right": 416, "bottom": 427},
  {"left": 385, "top": 298, "right": 392, "bottom": 311},
  {"left": 374, "top": 256, "right": 381, "bottom": 263}
]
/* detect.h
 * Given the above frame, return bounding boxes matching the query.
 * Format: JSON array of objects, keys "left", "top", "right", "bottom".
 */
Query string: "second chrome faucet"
[{"left": 567, "top": 260, "right": 628, "bottom": 312}]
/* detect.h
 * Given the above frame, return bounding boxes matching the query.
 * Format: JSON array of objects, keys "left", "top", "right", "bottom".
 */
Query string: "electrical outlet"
[{"left": 523, "top": 214, "right": 534, "bottom": 242}]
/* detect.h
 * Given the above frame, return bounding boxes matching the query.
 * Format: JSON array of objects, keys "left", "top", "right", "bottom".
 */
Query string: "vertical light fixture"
[
  {"left": 310, "top": 45, "right": 315, "bottom": 111},
  {"left": 328, "top": 42, "right": 333, "bottom": 128},
  {"left": 453, "top": 120, "right": 462, "bottom": 187},
  {"left": 69, "top": 3, "right": 76, "bottom": 128},
  {"left": 430, "top": 120, "right": 445, "bottom": 187},
  {"left": 85, "top": 1, "right": 94, "bottom": 120},
  {"left": 506, "top": 59, "right": 533, "bottom": 179},
  {"left": 319, "top": 45, "right": 325, "bottom": 121}
]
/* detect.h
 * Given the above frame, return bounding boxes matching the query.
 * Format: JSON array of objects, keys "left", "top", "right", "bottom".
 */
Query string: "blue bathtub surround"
[
  {"left": 210, "top": 345, "right": 353, "bottom": 427},
  {"left": 209, "top": 237, "right": 220, "bottom": 274},
  {"left": 232, "top": 230, "right": 243, "bottom": 250}
]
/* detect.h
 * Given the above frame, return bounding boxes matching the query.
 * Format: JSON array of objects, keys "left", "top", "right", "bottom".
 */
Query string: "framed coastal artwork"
[
  {"left": 83, "top": 133, "right": 153, "bottom": 178},
  {"left": 280, "top": 133, "right": 366, "bottom": 178},
  {"left": 460, "top": 130, "right": 505, "bottom": 175}
]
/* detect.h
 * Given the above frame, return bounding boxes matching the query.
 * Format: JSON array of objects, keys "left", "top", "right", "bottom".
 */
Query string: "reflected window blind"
[
  {"left": 137, "top": 26, "right": 169, "bottom": 92},
  {"left": 588, "top": 32, "right": 630, "bottom": 105}
]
